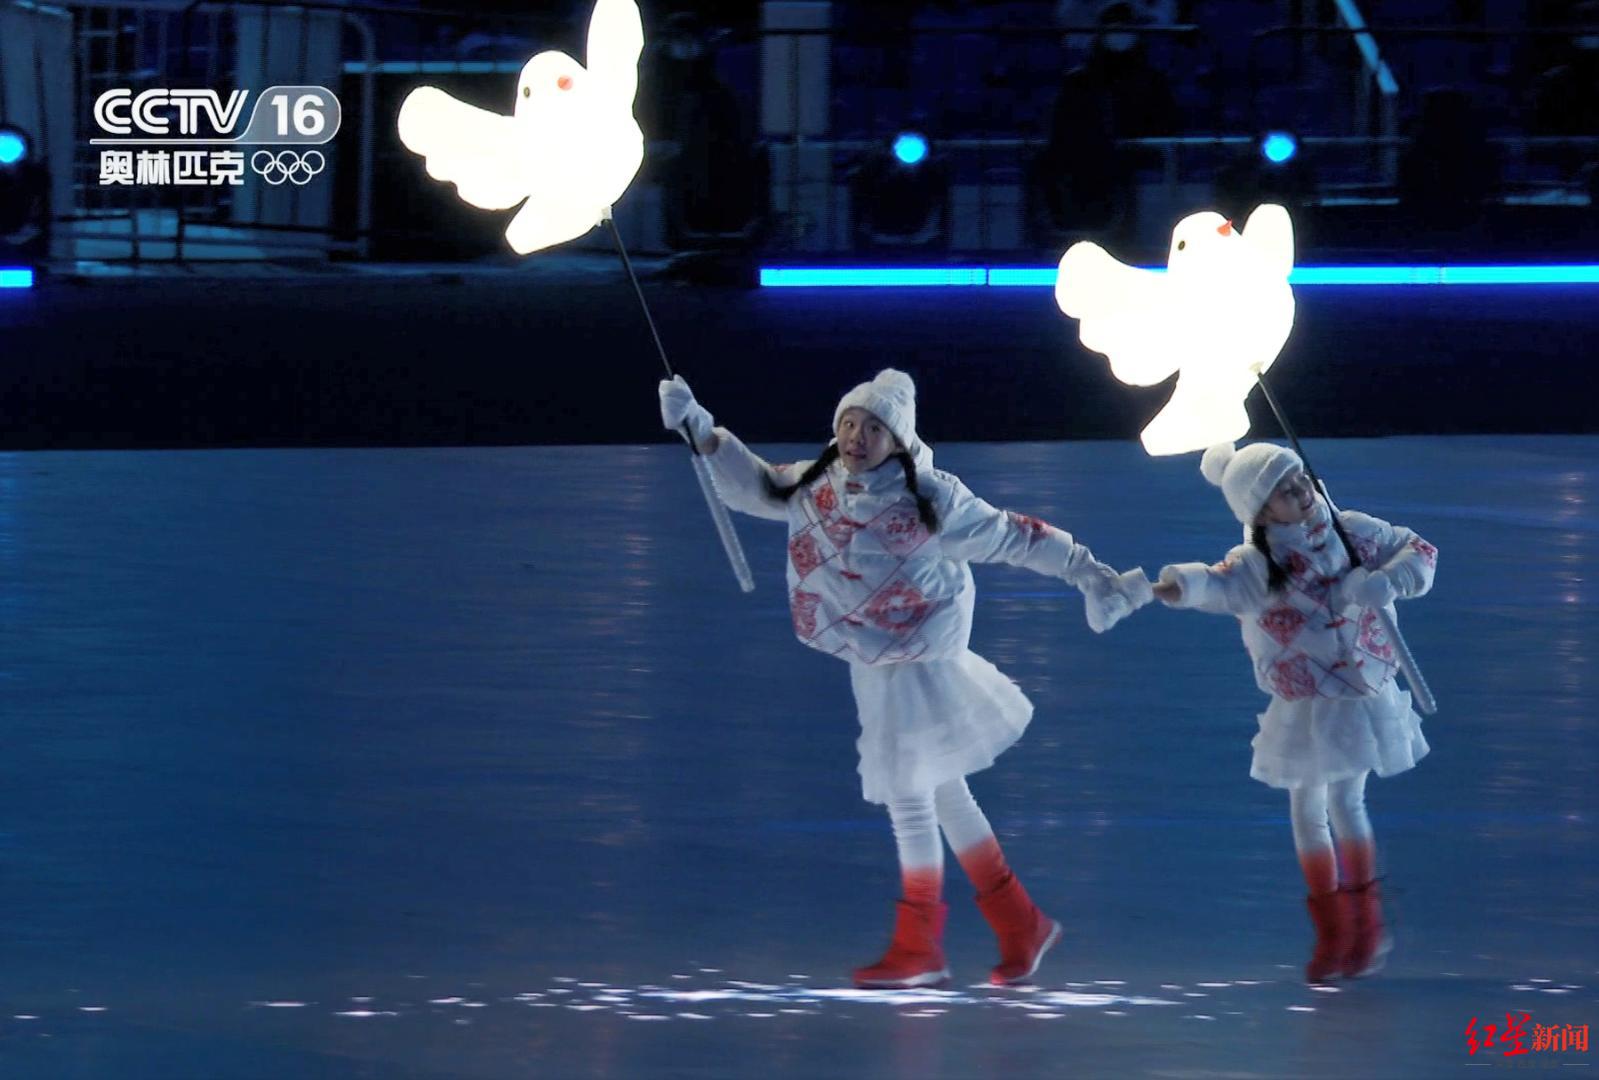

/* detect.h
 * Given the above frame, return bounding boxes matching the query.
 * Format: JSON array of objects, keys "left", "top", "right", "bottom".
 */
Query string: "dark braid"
[
  {"left": 762, "top": 442, "right": 939, "bottom": 534},
  {"left": 895, "top": 449, "right": 940, "bottom": 533},
  {"left": 1250, "top": 523, "right": 1290, "bottom": 594},
  {"left": 764, "top": 442, "right": 840, "bottom": 501}
]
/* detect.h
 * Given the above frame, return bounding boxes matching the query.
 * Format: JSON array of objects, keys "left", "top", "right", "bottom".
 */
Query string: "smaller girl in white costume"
[
  {"left": 1153, "top": 441, "right": 1437, "bottom": 983},
  {"left": 660, "top": 369, "right": 1151, "bottom": 988}
]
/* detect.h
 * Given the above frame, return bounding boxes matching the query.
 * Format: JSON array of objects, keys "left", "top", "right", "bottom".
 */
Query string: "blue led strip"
[
  {"left": 760, "top": 265, "right": 1599, "bottom": 287},
  {"left": 759, "top": 267, "right": 987, "bottom": 288},
  {"left": 0, "top": 267, "right": 35, "bottom": 289}
]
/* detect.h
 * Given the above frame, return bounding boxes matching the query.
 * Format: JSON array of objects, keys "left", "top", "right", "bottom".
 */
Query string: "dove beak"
[{"left": 1217, "top": 220, "right": 1234, "bottom": 236}]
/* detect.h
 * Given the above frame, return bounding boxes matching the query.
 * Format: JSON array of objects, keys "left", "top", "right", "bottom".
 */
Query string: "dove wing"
[
  {"left": 397, "top": 86, "right": 529, "bottom": 211},
  {"left": 1139, "top": 371, "right": 1253, "bottom": 456},
  {"left": 1241, "top": 203, "right": 1295, "bottom": 279},
  {"left": 1055, "top": 242, "right": 1181, "bottom": 387},
  {"left": 503, "top": 194, "right": 599, "bottom": 255},
  {"left": 586, "top": 0, "right": 644, "bottom": 108}
]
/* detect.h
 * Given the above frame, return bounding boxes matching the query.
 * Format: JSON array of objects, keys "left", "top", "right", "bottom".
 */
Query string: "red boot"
[
  {"left": 1341, "top": 881, "right": 1392, "bottom": 978},
  {"left": 1305, "top": 890, "right": 1354, "bottom": 983},
  {"left": 975, "top": 874, "right": 1062, "bottom": 985},
  {"left": 852, "top": 900, "right": 951, "bottom": 989}
]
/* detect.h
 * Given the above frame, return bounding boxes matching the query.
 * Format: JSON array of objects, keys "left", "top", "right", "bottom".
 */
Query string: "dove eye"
[
  {"left": 557, "top": 75, "right": 573, "bottom": 90},
  {"left": 1177, "top": 240, "right": 1187, "bottom": 251},
  {"left": 522, "top": 86, "right": 530, "bottom": 99}
]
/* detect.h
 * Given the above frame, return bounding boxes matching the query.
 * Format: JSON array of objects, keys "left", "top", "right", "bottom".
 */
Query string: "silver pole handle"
[{"left": 689, "top": 452, "right": 756, "bottom": 594}]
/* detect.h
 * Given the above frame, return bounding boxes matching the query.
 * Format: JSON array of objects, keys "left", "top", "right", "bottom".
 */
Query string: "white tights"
[
  {"left": 886, "top": 778, "right": 996, "bottom": 871},
  {"left": 1288, "top": 772, "right": 1373, "bottom": 855}
]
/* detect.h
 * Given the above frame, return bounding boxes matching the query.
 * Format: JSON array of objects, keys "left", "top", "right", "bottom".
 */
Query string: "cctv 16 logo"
[{"left": 91, "top": 86, "right": 340, "bottom": 145}]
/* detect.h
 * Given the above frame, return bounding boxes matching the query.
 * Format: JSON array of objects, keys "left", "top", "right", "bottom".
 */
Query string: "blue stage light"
[
  {"left": 1261, "top": 131, "right": 1298, "bottom": 165},
  {"left": 0, "top": 267, "right": 36, "bottom": 289},
  {"left": 892, "top": 132, "right": 928, "bottom": 167},
  {"left": 0, "top": 128, "right": 28, "bottom": 167}
]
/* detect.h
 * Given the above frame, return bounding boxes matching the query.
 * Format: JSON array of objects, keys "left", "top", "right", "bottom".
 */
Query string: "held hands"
[
  {"left": 1074, "top": 563, "right": 1155, "bottom": 634},
  {"left": 1152, "top": 565, "right": 1187, "bottom": 605},
  {"left": 1333, "top": 567, "right": 1397, "bottom": 611},
  {"left": 658, "top": 375, "right": 716, "bottom": 450}
]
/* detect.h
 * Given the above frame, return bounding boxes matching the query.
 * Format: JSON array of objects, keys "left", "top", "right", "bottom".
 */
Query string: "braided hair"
[
  {"left": 763, "top": 442, "right": 839, "bottom": 500},
  {"left": 893, "top": 448, "right": 939, "bottom": 532},
  {"left": 763, "top": 442, "right": 940, "bottom": 533},
  {"left": 1249, "top": 523, "right": 1290, "bottom": 594}
]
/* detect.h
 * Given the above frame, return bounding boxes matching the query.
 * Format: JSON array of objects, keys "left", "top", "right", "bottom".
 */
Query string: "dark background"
[{"left": 0, "top": 266, "right": 1589, "bottom": 450}]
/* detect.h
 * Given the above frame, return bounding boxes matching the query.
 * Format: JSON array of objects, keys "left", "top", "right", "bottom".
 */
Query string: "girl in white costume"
[
  {"left": 1153, "top": 441, "right": 1437, "bottom": 982},
  {"left": 660, "top": 369, "right": 1151, "bottom": 988}
]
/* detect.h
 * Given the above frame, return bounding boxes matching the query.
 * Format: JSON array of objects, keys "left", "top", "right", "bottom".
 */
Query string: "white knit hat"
[
  {"left": 833, "top": 369, "right": 932, "bottom": 468},
  {"left": 1201, "top": 441, "right": 1304, "bottom": 525}
]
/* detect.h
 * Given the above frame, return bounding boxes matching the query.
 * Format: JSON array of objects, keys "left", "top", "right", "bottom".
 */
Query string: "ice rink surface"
[{"left": 0, "top": 435, "right": 1592, "bottom": 1077}]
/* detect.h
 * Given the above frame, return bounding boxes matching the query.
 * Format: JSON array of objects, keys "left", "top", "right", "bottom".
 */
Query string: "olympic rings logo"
[{"left": 250, "top": 149, "right": 326, "bottom": 186}]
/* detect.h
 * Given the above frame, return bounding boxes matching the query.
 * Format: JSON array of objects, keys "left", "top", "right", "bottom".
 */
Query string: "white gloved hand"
[
  {"left": 658, "top": 375, "right": 715, "bottom": 448},
  {"left": 1076, "top": 563, "right": 1155, "bottom": 634},
  {"left": 1333, "top": 567, "right": 1396, "bottom": 611},
  {"left": 1153, "top": 566, "right": 1185, "bottom": 605}
]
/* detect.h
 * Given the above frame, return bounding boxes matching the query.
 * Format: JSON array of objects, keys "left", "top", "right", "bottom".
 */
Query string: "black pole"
[
  {"left": 603, "top": 215, "right": 704, "bottom": 454},
  {"left": 604, "top": 215, "right": 674, "bottom": 379}
]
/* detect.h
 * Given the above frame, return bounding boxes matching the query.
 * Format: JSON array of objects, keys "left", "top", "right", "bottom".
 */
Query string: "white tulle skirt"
[
  {"left": 1250, "top": 678, "right": 1429, "bottom": 790},
  {"left": 849, "top": 650, "right": 1033, "bottom": 805}
]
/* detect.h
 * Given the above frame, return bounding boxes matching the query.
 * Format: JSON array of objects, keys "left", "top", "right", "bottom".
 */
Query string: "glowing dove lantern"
[
  {"left": 1055, "top": 203, "right": 1296, "bottom": 456},
  {"left": 395, "top": 0, "right": 754, "bottom": 593},
  {"left": 396, "top": 0, "right": 644, "bottom": 254}
]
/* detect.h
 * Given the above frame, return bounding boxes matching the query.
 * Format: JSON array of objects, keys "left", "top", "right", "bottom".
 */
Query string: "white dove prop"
[
  {"left": 1055, "top": 204, "right": 1296, "bottom": 456},
  {"left": 396, "top": 0, "right": 644, "bottom": 254}
]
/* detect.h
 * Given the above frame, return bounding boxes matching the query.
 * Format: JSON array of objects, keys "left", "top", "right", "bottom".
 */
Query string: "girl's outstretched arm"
[
  {"left": 1339, "top": 511, "right": 1438, "bottom": 600},
  {"left": 1157, "top": 545, "right": 1270, "bottom": 617},
  {"left": 932, "top": 474, "right": 1152, "bottom": 631},
  {"left": 934, "top": 474, "right": 1104, "bottom": 578},
  {"left": 702, "top": 430, "right": 799, "bottom": 523}
]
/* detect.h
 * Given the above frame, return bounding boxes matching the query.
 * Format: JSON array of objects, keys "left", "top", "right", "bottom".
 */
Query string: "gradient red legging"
[
  {"left": 885, "top": 777, "right": 1014, "bottom": 902},
  {"left": 1289, "top": 771, "right": 1376, "bottom": 895}
]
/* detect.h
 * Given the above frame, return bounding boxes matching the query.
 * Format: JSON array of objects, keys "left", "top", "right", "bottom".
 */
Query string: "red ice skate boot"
[
  {"left": 852, "top": 900, "right": 951, "bottom": 989},
  {"left": 975, "top": 873, "right": 1062, "bottom": 985},
  {"left": 1341, "top": 880, "right": 1392, "bottom": 978},
  {"left": 1305, "top": 889, "right": 1354, "bottom": 983}
]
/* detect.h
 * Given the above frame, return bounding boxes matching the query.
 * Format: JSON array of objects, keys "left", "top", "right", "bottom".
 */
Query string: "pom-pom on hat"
[
  {"left": 834, "top": 369, "right": 932, "bottom": 468},
  {"left": 1202, "top": 441, "right": 1304, "bottom": 525}
]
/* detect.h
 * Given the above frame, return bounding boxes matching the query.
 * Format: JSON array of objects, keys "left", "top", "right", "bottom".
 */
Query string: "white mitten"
[
  {"left": 1076, "top": 564, "right": 1155, "bottom": 634},
  {"left": 1334, "top": 567, "right": 1396, "bottom": 611},
  {"left": 1154, "top": 565, "right": 1187, "bottom": 605},
  {"left": 658, "top": 375, "right": 715, "bottom": 447}
]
